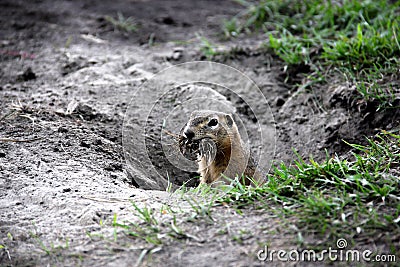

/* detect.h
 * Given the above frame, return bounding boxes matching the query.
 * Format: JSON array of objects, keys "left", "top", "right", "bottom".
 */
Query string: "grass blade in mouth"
[{"left": 179, "top": 137, "right": 201, "bottom": 161}]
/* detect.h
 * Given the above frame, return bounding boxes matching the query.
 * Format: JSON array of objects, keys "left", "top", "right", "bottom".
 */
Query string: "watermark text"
[{"left": 257, "top": 238, "right": 396, "bottom": 263}]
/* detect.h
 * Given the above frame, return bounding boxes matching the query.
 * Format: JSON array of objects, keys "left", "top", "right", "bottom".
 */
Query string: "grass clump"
[
  {"left": 220, "top": 131, "right": 400, "bottom": 247},
  {"left": 105, "top": 12, "right": 137, "bottom": 33},
  {"left": 112, "top": 202, "right": 162, "bottom": 245},
  {"left": 112, "top": 196, "right": 212, "bottom": 246},
  {"left": 196, "top": 33, "right": 219, "bottom": 59},
  {"left": 322, "top": 22, "right": 400, "bottom": 70},
  {"left": 108, "top": 132, "right": 399, "bottom": 256},
  {"left": 225, "top": 0, "right": 400, "bottom": 108}
]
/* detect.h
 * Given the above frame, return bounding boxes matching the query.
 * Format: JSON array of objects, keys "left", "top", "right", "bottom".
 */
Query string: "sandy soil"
[{"left": 1, "top": 0, "right": 399, "bottom": 266}]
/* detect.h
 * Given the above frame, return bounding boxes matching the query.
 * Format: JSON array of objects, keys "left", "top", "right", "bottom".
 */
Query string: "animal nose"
[{"left": 183, "top": 129, "right": 195, "bottom": 139}]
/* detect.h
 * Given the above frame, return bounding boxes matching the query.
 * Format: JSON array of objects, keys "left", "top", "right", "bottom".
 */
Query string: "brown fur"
[{"left": 179, "top": 110, "right": 264, "bottom": 186}]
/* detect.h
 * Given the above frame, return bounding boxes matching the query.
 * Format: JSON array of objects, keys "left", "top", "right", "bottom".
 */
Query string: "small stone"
[
  {"left": 171, "top": 51, "right": 182, "bottom": 60},
  {"left": 63, "top": 188, "right": 71, "bottom": 193},
  {"left": 0, "top": 151, "right": 6, "bottom": 157},
  {"left": 173, "top": 47, "right": 184, "bottom": 52}
]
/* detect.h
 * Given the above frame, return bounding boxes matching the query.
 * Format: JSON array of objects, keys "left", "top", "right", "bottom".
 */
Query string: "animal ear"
[{"left": 225, "top": 114, "right": 234, "bottom": 128}]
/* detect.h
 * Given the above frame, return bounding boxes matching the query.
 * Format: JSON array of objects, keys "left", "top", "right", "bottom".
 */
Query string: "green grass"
[
  {"left": 104, "top": 0, "right": 399, "bottom": 257},
  {"left": 222, "top": 0, "right": 400, "bottom": 109},
  {"left": 112, "top": 198, "right": 209, "bottom": 246},
  {"left": 196, "top": 33, "right": 219, "bottom": 59},
  {"left": 219, "top": 130, "right": 400, "bottom": 248},
  {"left": 105, "top": 12, "right": 137, "bottom": 33},
  {"left": 29, "top": 230, "right": 70, "bottom": 257},
  {"left": 112, "top": 202, "right": 162, "bottom": 245},
  {"left": 342, "top": 60, "right": 400, "bottom": 110},
  {"left": 111, "top": 131, "right": 399, "bottom": 252}
]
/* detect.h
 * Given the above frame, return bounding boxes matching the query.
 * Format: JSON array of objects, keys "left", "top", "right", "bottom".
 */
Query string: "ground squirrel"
[{"left": 179, "top": 110, "right": 264, "bottom": 186}]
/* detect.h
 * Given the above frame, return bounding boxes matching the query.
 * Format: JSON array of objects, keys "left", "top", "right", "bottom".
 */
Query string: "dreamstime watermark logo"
[{"left": 257, "top": 238, "right": 397, "bottom": 263}]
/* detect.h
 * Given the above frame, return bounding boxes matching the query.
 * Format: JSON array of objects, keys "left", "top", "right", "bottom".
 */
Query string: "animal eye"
[{"left": 208, "top": 118, "right": 218, "bottom": 127}]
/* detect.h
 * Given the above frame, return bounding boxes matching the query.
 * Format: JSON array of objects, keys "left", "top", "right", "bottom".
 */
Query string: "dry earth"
[{"left": 0, "top": 0, "right": 398, "bottom": 266}]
